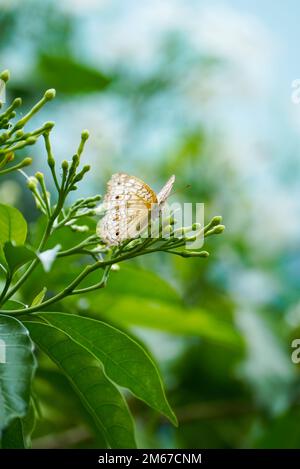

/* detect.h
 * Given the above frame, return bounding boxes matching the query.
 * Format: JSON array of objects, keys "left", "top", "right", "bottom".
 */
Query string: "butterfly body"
[{"left": 97, "top": 173, "right": 175, "bottom": 246}]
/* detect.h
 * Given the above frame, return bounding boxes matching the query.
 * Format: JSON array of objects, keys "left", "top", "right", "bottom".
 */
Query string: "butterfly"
[{"left": 97, "top": 173, "right": 175, "bottom": 246}]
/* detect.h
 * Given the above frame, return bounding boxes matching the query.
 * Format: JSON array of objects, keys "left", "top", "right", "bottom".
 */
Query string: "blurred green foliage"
[{"left": 1, "top": 0, "right": 300, "bottom": 449}]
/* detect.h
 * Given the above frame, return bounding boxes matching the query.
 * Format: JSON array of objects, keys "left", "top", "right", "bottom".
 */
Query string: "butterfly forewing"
[{"left": 157, "top": 175, "right": 176, "bottom": 205}]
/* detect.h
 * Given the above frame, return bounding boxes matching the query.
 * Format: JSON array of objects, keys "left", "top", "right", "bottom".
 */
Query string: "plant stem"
[
  {"left": 8, "top": 91, "right": 54, "bottom": 136},
  {"left": 2, "top": 220, "right": 53, "bottom": 303},
  {"left": 72, "top": 265, "right": 111, "bottom": 295},
  {"left": 2, "top": 263, "right": 100, "bottom": 315},
  {"left": 57, "top": 236, "right": 100, "bottom": 257},
  {"left": 0, "top": 249, "right": 161, "bottom": 315},
  {"left": 0, "top": 160, "right": 28, "bottom": 175},
  {"left": 0, "top": 274, "right": 12, "bottom": 306},
  {"left": 0, "top": 221, "right": 219, "bottom": 314}
]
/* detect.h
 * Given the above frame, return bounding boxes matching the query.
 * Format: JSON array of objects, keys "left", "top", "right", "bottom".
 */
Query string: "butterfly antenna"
[{"left": 169, "top": 184, "right": 191, "bottom": 198}]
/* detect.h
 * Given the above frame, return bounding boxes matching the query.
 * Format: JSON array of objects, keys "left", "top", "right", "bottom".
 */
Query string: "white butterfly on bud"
[{"left": 97, "top": 173, "right": 175, "bottom": 246}]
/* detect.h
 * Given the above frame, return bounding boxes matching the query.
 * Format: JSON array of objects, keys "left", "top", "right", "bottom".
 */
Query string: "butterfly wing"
[
  {"left": 97, "top": 173, "right": 157, "bottom": 245},
  {"left": 157, "top": 175, "right": 175, "bottom": 205}
]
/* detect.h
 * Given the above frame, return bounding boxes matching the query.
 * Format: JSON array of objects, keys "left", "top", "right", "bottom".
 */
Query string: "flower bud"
[
  {"left": 12, "top": 97, "right": 22, "bottom": 108},
  {"left": 82, "top": 164, "right": 91, "bottom": 173},
  {"left": 15, "top": 130, "right": 24, "bottom": 138},
  {"left": 27, "top": 177, "right": 38, "bottom": 190},
  {"left": 205, "top": 224, "right": 225, "bottom": 236},
  {"left": 204, "top": 215, "right": 223, "bottom": 233},
  {"left": 73, "top": 165, "right": 91, "bottom": 182},
  {"left": 73, "top": 198, "right": 84, "bottom": 206},
  {"left": 44, "top": 89, "right": 56, "bottom": 101},
  {"left": 126, "top": 239, "right": 142, "bottom": 249},
  {"left": 43, "top": 121, "right": 55, "bottom": 130},
  {"left": 86, "top": 201, "right": 97, "bottom": 208},
  {"left": 26, "top": 136, "right": 37, "bottom": 145},
  {"left": 0, "top": 132, "right": 8, "bottom": 143},
  {"left": 70, "top": 224, "right": 89, "bottom": 233},
  {"left": 0, "top": 69, "right": 10, "bottom": 82},
  {"left": 71, "top": 154, "right": 80, "bottom": 167},
  {"left": 61, "top": 160, "right": 69, "bottom": 171},
  {"left": 21, "top": 157, "right": 32, "bottom": 167},
  {"left": 35, "top": 171, "right": 44, "bottom": 182},
  {"left": 81, "top": 129, "right": 89, "bottom": 141},
  {"left": 85, "top": 194, "right": 102, "bottom": 203},
  {"left": 180, "top": 250, "right": 209, "bottom": 258},
  {"left": 211, "top": 216, "right": 222, "bottom": 226}
]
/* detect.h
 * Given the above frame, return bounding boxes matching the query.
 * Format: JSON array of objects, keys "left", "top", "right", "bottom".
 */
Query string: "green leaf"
[
  {"left": 38, "top": 54, "right": 112, "bottom": 95},
  {"left": 2, "top": 242, "right": 36, "bottom": 275},
  {"left": 91, "top": 296, "right": 242, "bottom": 348},
  {"left": 31, "top": 287, "right": 47, "bottom": 306},
  {"left": 0, "top": 315, "right": 36, "bottom": 430},
  {"left": 21, "top": 399, "right": 36, "bottom": 448},
  {"left": 1, "top": 400, "right": 36, "bottom": 448},
  {"left": 106, "top": 266, "right": 181, "bottom": 303},
  {"left": 25, "top": 320, "right": 136, "bottom": 449},
  {"left": 1, "top": 418, "right": 25, "bottom": 448},
  {"left": 253, "top": 408, "right": 300, "bottom": 448},
  {"left": 0, "top": 204, "right": 27, "bottom": 246},
  {"left": 36, "top": 312, "right": 177, "bottom": 426},
  {"left": 1, "top": 300, "right": 27, "bottom": 311},
  {"left": 0, "top": 245, "right": 6, "bottom": 271},
  {"left": 33, "top": 367, "right": 106, "bottom": 447}
]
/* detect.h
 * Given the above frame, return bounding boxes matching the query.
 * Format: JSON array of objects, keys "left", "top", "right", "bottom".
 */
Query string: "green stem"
[
  {"left": 2, "top": 220, "right": 53, "bottom": 303},
  {"left": 0, "top": 139, "right": 30, "bottom": 155},
  {"left": 0, "top": 160, "right": 27, "bottom": 175},
  {"left": 2, "top": 263, "right": 100, "bottom": 315},
  {"left": 0, "top": 98, "right": 22, "bottom": 122},
  {"left": 0, "top": 223, "right": 216, "bottom": 314},
  {"left": 0, "top": 249, "right": 158, "bottom": 315},
  {"left": 72, "top": 265, "right": 111, "bottom": 295},
  {"left": 9, "top": 91, "right": 54, "bottom": 136},
  {"left": 0, "top": 274, "right": 12, "bottom": 306},
  {"left": 0, "top": 176, "right": 80, "bottom": 305},
  {"left": 57, "top": 236, "right": 101, "bottom": 257},
  {"left": 31, "top": 187, "right": 48, "bottom": 215},
  {"left": 44, "top": 132, "right": 60, "bottom": 192},
  {"left": 39, "top": 178, "right": 51, "bottom": 217},
  {"left": 0, "top": 153, "right": 12, "bottom": 169}
]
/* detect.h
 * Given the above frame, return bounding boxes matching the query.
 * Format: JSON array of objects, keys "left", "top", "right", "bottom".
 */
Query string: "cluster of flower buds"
[
  {"left": 58, "top": 194, "right": 102, "bottom": 231},
  {"left": 27, "top": 173, "right": 51, "bottom": 215},
  {"left": 26, "top": 124, "right": 103, "bottom": 240},
  {"left": 106, "top": 212, "right": 225, "bottom": 264},
  {"left": 0, "top": 70, "right": 56, "bottom": 177}
]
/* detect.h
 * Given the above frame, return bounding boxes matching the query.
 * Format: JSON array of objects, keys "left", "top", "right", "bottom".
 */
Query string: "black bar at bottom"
[{"left": 0, "top": 449, "right": 299, "bottom": 466}]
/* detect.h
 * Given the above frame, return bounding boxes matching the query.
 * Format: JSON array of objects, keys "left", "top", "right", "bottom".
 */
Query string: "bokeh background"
[{"left": 1, "top": 0, "right": 300, "bottom": 448}]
